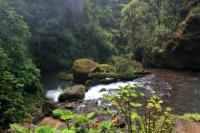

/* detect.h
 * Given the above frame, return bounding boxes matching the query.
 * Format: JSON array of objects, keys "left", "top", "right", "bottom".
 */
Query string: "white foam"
[
  {"left": 84, "top": 81, "right": 139, "bottom": 100},
  {"left": 46, "top": 86, "right": 63, "bottom": 102}
]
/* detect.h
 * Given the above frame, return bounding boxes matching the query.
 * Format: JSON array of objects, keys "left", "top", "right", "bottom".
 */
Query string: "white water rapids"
[
  {"left": 45, "top": 81, "right": 148, "bottom": 102},
  {"left": 46, "top": 86, "right": 63, "bottom": 102}
]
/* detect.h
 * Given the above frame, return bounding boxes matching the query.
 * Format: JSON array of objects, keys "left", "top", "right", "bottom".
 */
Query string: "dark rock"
[
  {"left": 134, "top": 47, "right": 144, "bottom": 62},
  {"left": 99, "top": 88, "right": 107, "bottom": 92},
  {"left": 58, "top": 85, "right": 86, "bottom": 102},
  {"left": 42, "top": 100, "right": 57, "bottom": 117}
]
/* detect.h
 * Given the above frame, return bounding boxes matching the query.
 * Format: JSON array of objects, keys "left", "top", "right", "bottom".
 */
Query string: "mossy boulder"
[
  {"left": 58, "top": 85, "right": 86, "bottom": 102},
  {"left": 72, "top": 59, "right": 100, "bottom": 83}
]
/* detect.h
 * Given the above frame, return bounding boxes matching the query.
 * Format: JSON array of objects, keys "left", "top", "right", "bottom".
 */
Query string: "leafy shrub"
[
  {"left": 111, "top": 56, "right": 143, "bottom": 75},
  {"left": 52, "top": 109, "right": 73, "bottom": 120},
  {"left": 0, "top": 1, "right": 42, "bottom": 127},
  {"left": 99, "top": 64, "right": 115, "bottom": 73},
  {"left": 10, "top": 124, "right": 31, "bottom": 133},
  {"left": 102, "top": 85, "right": 174, "bottom": 133}
]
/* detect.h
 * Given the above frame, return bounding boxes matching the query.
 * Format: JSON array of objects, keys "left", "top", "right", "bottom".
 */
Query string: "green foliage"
[
  {"left": 35, "top": 126, "right": 56, "bottom": 133},
  {"left": 102, "top": 84, "right": 174, "bottom": 133},
  {"left": 52, "top": 109, "right": 74, "bottom": 120},
  {"left": 111, "top": 56, "right": 143, "bottom": 75},
  {"left": 120, "top": 0, "right": 188, "bottom": 62},
  {"left": 86, "top": 112, "right": 96, "bottom": 119},
  {"left": 100, "top": 121, "right": 115, "bottom": 132},
  {"left": 190, "top": 4, "right": 200, "bottom": 16},
  {"left": 8, "top": 0, "right": 120, "bottom": 71},
  {"left": 61, "top": 129, "right": 76, "bottom": 133},
  {"left": 61, "top": 111, "right": 74, "bottom": 121},
  {"left": 99, "top": 64, "right": 115, "bottom": 73},
  {"left": 0, "top": 0, "right": 42, "bottom": 127},
  {"left": 179, "top": 113, "right": 200, "bottom": 121},
  {"left": 10, "top": 123, "right": 32, "bottom": 133}
]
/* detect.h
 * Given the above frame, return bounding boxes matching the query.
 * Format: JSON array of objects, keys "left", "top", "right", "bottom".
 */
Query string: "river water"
[{"left": 42, "top": 69, "right": 200, "bottom": 114}]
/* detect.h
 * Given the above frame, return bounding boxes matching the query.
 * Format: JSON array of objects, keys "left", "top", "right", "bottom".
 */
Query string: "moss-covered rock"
[
  {"left": 58, "top": 85, "right": 86, "bottom": 102},
  {"left": 72, "top": 59, "right": 99, "bottom": 83}
]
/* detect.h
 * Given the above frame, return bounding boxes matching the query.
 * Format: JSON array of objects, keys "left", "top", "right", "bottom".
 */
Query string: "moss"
[
  {"left": 72, "top": 59, "right": 99, "bottom": 73},
  {"left": 58, "top": 72, "right": 73, "bottom": 81},
  {"left": 179, "top": 113, "right": 200, "bottom": 121},
  {"left": 72, "top": 59, "right": 100, "bottom": 83}
]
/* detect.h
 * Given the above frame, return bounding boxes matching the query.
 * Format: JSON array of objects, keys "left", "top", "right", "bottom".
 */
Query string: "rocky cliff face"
[
  {"left": 163, "top": 4, "right": 200, "bottom": 71},
  {"left": 144, "top": 4, "right": 200, "bottom": 71}
]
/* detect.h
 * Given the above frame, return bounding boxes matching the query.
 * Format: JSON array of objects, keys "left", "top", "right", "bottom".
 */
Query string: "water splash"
[
  {"left": 84, "top": 81, "right": 144, "bottom": 100},
  {"left": 46, "top": 86, "right": 63, "bottom": 102}
]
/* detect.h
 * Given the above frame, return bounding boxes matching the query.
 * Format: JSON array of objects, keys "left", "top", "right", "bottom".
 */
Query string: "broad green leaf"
[
  {"left": 154, "top": 116, "right": 166, "bottom": 133},
  {"left": 61, "top": 129, "right": 76, "bottom": 133},
  {"left": 130, "top": 102, "right": 142, "bottom": 107},
  {"left": 35, "top": 125, "right": 55, "bottom": 133},
  {"left": 87, "top": 112, "right": 96, "bottom": 119}
]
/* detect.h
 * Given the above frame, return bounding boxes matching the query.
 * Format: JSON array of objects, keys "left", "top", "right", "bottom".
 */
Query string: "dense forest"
[{"left": 0, "top": 0, "right": 200, "bottom": 132}]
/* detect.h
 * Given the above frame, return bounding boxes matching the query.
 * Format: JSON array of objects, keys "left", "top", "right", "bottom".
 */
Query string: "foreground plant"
[{"left": 102, "top": 84, "right": 174, "bottom": 133}]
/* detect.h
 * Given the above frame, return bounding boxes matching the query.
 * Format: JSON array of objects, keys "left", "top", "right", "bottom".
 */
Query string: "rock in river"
[
  {"left": 72, "top": 59, "right": 99, "bottom": 83},
  {"left": 58, "top": 85, "right": 86, "bottom": 102}
]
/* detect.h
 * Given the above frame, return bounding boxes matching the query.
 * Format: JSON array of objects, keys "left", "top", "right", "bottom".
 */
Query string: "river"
[{"left": 42, "top": 69, "right": 200, "bottom": 114}]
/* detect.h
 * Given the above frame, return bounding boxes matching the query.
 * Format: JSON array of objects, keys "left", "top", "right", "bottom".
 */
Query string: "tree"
[
  {"left": 0, "top": 0, "right": 42, "bottom": 128},
  {"left": 120, "top": 0, "right": 187, "bottom": 57}
]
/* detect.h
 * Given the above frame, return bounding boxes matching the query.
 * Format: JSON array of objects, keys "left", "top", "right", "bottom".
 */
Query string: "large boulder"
[
  {"left": 72, "top": 59, "right": 99, "bottom": 83},
  {"left": 58, "top": 85, "right": 86, "bottom": 102}
]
